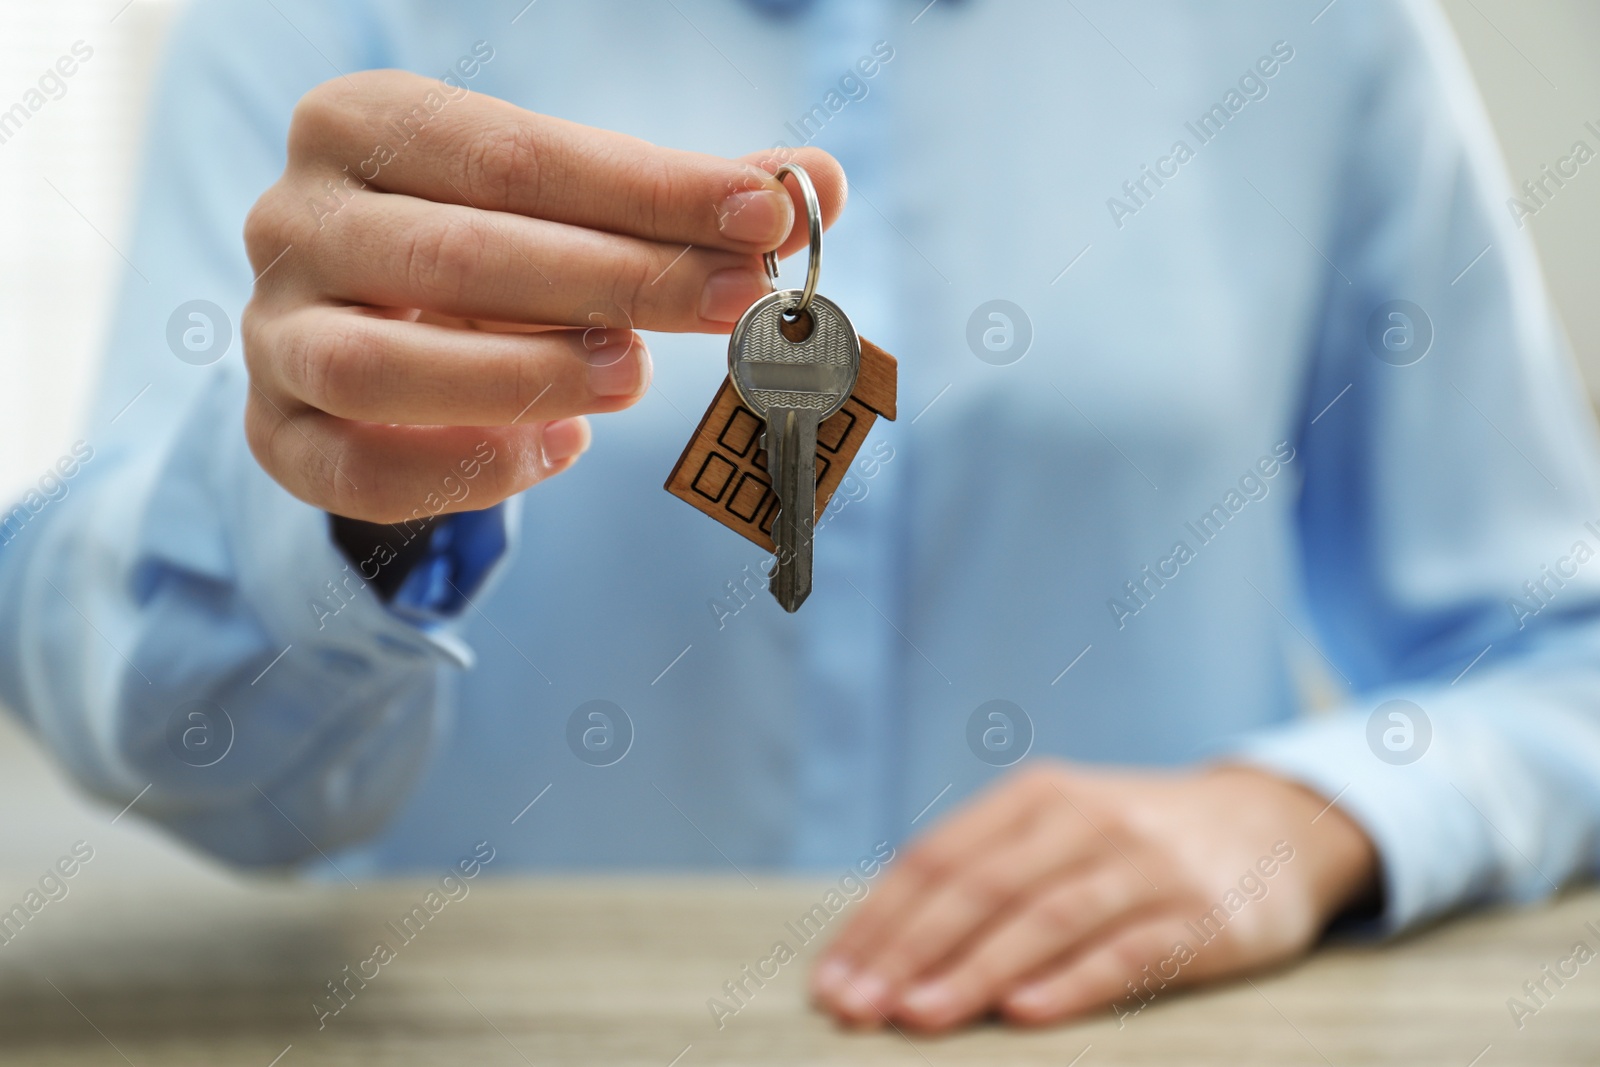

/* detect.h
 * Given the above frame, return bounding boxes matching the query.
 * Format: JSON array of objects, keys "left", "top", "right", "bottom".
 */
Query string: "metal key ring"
[{"left": 762, "top": 163, "right": 823, "bottom": 315}]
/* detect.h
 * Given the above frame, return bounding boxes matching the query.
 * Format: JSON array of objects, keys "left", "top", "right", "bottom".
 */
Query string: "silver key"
[{"left": 729, "top": 289, "right": 860, "bottom": 611}]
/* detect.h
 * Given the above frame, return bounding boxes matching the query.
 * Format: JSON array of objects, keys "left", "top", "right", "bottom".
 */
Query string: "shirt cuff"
[
  {"left": 389, "top": 505, "right": 511, "bottom": 624},
  {"left": 1224, "top": 707, "right": 1497, "bottom": 937},
  {"left": 136, "top": 374, "right": 519, "bottom": 671}
]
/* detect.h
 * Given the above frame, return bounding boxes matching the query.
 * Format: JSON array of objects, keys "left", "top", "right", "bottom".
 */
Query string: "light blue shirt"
[{"left": 4, "top": 0, "right": 1600, "bottom": 935}]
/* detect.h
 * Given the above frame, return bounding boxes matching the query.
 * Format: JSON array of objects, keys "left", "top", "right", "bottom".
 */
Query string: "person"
[{"left": 3, "top": 0, "right": 1599, "bottom": 1033}]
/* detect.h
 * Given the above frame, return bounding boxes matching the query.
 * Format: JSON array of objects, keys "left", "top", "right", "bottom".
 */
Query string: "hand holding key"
[{"left": 241, "top": 70, "right": 845, "bottom": 523}]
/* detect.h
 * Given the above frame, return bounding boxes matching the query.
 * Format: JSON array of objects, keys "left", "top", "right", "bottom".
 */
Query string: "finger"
[
  {"left": 249, "top": 307, "right": 650, "bottom": 426},
  {"left": 732, "top": 147, "right": 848, "bottom": 261},
  {"left": 290, "top": 71, "right": 845, "bottom": 252},
  {"left": 818, "top": 768, "right": 1061, "bottom": 970},
  {"left": 812, "top": 767, "right": 1061, "bottom": 1012},
  {"left": 835, "top": 808, "right": 1100, "bottom": 1017},
  {"left": 894, "top": 863, "right": 1157, "bottom": 1031},
  {"left": 998, "top": 915, "right": 1200, "bottom": 1028},
  {"left": 244, "top": 394, "right": 587, "bottom": 523},
  {"left": 289, "top": 190, "right": 771, "bottom": 330}
]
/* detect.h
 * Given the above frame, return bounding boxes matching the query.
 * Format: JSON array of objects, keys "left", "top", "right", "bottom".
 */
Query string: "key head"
[{"left": 728, "top": 290, "right": 860, "bottom": 422}]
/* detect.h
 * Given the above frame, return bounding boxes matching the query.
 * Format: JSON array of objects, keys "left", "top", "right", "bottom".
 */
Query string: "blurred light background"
[{"left": 0, "top": 0, "right": 1597, "bottom": 872}]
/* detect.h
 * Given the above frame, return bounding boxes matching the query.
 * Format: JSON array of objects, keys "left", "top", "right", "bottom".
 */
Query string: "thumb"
[{"left": 735, "top": 146, "right": 848, "bottom": 261}]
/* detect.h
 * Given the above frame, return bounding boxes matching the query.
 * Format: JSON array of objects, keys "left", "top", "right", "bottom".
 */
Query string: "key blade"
[{"left": 767, "top": 408, "right": 819, "bottom": 612}]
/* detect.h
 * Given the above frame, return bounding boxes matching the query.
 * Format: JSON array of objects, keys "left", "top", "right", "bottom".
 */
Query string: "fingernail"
[
  {"left": 699, "top": 267, "right": 769, "bottom": 324},
  {"left": 900, "top": 982, "right": 955, "bottom": 1018},
  {"left": 1006, "top": 984, "right": 1050, "bottom": 1014},
  {"left": 542, "top": 417, "right": 589, "bottom": 464},
  {"left": 838, "top": 973, "right": 888, "bottom": 1018},
  {"left": 813, "top": 958, "right": 850, "bottom": 996},
  {"left": 717, "top": 189, "right": 792, "bottom": 246},
  {"left": 582, "top": 332, "right": 648, "bottom": 397}
]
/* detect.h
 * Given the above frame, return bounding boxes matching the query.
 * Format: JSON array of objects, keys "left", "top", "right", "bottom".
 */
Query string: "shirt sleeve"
[
  {"left": 1230, "top": 0, "right": 1600, "bottom": 934},
  {"left": 0, "top": 0, "right": 515, "bottom": 867}
]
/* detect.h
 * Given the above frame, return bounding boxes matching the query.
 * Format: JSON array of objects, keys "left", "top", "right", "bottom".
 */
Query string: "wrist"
[{"left": 1210, "top": 764, "right": 1381, "bottom": 924}]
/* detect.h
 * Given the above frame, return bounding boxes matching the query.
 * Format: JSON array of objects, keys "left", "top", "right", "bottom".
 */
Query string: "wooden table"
[{"left": 1, "top": 872, "right": 1597, "bottom": 1066}]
